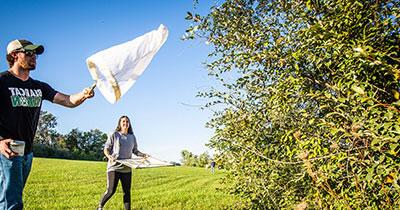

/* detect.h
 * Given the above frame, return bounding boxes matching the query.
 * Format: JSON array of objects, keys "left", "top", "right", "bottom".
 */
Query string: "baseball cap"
[{"left": 7, "top": 39, "right": 44, "bottom": 55}]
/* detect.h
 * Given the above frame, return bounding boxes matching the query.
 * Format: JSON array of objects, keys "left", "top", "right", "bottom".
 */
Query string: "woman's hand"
[{"left": 107, "top": 155, "right": 116, "bottom": 162}]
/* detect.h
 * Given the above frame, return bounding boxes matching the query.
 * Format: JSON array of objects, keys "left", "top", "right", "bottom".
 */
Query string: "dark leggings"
[{"left": 99, "top": 171, "right": 132, "bottom": 210}]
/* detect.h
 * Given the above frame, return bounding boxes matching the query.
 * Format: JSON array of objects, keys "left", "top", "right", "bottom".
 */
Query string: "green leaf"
[{"left": 352, "top": 85, "right": 365, "bottom": 95}]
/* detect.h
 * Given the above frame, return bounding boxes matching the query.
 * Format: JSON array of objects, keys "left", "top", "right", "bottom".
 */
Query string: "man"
[
  {"left": 0, "top": 39, "right": 95, "bottom": 209},
  {"left": 210, "top": 160, "right": 216, "bottom": 174}
]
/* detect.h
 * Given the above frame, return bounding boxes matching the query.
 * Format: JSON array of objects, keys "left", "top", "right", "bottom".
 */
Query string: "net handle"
[{"left": 89, "top": 82, "right": 97, "bottom": 92}]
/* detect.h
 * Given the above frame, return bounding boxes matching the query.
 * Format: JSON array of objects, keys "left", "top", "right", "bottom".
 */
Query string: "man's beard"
[{"left": 21, "top": 61, "right": 36, "bottom": 70}]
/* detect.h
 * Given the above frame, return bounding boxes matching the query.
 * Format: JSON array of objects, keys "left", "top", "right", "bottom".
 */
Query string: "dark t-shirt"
[{"left": 0, "top": 71, "right": 57, "bottom": 154}]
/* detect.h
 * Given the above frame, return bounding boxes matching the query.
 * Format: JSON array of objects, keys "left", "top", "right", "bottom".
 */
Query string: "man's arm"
[{"left": 53, "top": 86, "right": 94, "bottom": 108}]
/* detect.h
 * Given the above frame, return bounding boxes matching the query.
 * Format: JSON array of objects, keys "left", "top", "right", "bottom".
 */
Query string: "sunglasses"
[{"left": 15, "top": 50, "right": 36, "bottom": 57}]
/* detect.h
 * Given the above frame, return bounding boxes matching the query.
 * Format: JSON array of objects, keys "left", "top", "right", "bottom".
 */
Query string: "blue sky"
[{"left": 0, "top": 0, "right": 218, "bottom": 162}]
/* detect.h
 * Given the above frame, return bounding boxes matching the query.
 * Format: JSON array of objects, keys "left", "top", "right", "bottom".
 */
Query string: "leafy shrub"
[{"left": 186, "top": 0, "right": 400, "bottom": 208}]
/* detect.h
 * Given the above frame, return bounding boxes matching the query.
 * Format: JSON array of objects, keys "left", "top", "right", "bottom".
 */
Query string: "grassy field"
[{"left": 23, "top": 158, "right": 239, "bottom": 209}]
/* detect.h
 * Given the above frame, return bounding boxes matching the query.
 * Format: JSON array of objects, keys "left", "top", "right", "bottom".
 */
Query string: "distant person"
[
  {"left": 210, "top": 161, "right": 216, "bottom": 174},
  {"left": 97, "top": 115, "right": 148, "bottom": 210},
  {"left": 0, "top": 39, "right": 95, "bottom": 210}
]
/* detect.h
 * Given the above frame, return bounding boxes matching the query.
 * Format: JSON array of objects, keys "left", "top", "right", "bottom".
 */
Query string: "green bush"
[{"left": 186, "top": 0, "right": 400, "bottom": 208}]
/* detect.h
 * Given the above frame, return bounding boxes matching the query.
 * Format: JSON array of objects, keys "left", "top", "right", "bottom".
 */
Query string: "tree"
[
  {"left": 80, "top": 129, "right": 107, "bottom": 153},
  {"left": 33, "top": 111, "right": 108, "bottom": 160},
  {"left": 34, "top": 111, "right": 59, "bottom": 146},
  {"left": 65, "top": 128, "right": 82, "bottom": 151},
  {"left": 186, "top": 0, "right": 399, "bottom": 209},
  {"left": 180, "top": 150, "right": 196, "bottom": 166},
  {"left": 181, "top": 150, "right": 212, "bottom": 167},
  {"left": 198, "top": 152, "right": 211, "bottom": 167}
]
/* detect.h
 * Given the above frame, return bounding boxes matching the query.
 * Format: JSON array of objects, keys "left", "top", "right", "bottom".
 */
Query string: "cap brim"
[{"left": 24, "top": 45, "right": 44, "bottom": 55}]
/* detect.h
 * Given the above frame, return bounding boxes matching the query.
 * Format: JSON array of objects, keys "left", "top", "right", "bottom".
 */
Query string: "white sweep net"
[
  {"left": 116, "top": 156, "right": 173, "bottom": 169},
  {"left": 86, "top": 24, "right": 168, "bottom": 104}
]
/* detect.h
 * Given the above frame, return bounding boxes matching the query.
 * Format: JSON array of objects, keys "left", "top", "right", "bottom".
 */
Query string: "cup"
[{"left": 10, "top": 140, "right": 25, "bottom": 156}]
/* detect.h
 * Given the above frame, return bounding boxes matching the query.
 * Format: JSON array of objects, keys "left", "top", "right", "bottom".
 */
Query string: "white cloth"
[
  {"left": 86, "top": 24, "right": 168, "bottom": 103},
  {"left": 116, "top": 156, "right": 173, "bottom": 169}
]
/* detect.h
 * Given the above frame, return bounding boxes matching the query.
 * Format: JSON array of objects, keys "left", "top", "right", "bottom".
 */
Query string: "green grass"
[{"left": 24, "top": 158, "right": 239, "bottom": 209}]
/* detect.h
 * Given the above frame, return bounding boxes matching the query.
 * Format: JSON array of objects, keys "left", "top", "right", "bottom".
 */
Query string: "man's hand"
[
  {"left": 83, "top": 86, "right": 95, "bottom": 99},
  {"left": 0, "top": 139, "right": 18, "bottom": 158}
]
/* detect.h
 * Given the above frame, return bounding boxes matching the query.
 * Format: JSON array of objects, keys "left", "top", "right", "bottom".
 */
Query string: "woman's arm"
[
  {"left": 103, "top": 147, "right": 114, "bottom": 161},
  {"left": 132, "top": 135, "right": 148, "bottom": 157},
  {"left": 104, "top": 133, "right": 115, "bottom": 161}
]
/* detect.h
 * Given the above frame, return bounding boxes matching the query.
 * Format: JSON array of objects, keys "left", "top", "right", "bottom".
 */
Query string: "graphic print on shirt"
[{"left": 8, "top": 87, "right": 42, "bottom": 107}]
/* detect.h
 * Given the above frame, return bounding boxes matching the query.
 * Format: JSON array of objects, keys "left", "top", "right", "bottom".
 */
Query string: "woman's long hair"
[{"left": 115, "top": 115, "right": 133, "bottom": 134}]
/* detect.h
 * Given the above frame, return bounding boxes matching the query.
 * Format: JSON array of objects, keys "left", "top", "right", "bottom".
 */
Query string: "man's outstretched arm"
[{"left": 53, "top": 86, "right": 95, "bottom": 108}]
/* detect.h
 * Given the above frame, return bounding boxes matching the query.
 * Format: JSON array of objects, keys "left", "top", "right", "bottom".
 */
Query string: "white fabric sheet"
[
  {"left": 117, "top": 156, "right": 173, "bottom": 169},
  {"left": 86, "top": 24, "right": 168, "bottom": 103}
]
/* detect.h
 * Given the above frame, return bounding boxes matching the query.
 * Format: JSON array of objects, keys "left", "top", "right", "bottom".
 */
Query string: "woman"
[{"left": 97, "top": 115, "right": 148, "bottom": 210}]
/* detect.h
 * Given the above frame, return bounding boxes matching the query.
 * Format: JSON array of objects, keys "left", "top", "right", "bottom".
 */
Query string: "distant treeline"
[
  {"left": 180, "top": 149, "right": 213, "bottom": 168},
  {"left": 33, "top": 111, "right": 107, "bottom": 161}
]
